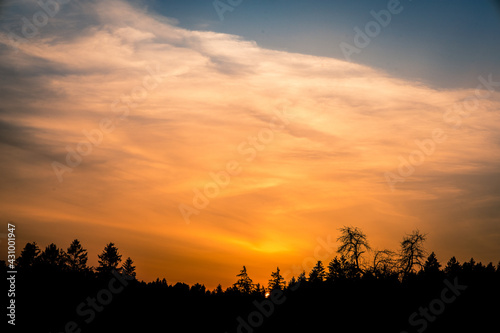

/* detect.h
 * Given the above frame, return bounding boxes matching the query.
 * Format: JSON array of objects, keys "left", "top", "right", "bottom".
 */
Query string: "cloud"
[{"left": 0, "top": 0, "right": 499, "bottom": 287}]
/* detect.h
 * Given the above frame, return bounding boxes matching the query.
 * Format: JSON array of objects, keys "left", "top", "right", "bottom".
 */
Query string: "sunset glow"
[{"left": 1, "top": 0, "right": 500, "bottom": 290}]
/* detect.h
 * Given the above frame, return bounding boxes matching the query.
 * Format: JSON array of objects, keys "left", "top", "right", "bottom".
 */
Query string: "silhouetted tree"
[
  {"left": 485, "top": 262, "right": 496, "bottom": 274},
  {"left": 253, "top": 283, "right": 266, "bottom": 296},
  {"left": 233, "top": 266, "right": 254, "bottom": 294},
  {"left": 423, "top": 252, "right": 441, "bottom": 273},
  {"left": 191, "top": 283, "right": 206, "bottom": 295},
  {"left": 327, "top": 256, "right": 343, "bottom": 281},
  {"left": 327, "top": 255, "right": 357, "bottom": 281},
  {"left": 39, "top": 243, "right": 66, "bottom": 267},
  {"left": 462, "top": 258, "right": 477, "bottom": 274},
  {"left": 298, "top": 270, "right": 307, "bottom": 284},
  {"left": 172, "top": 282, "right": 190, "bottom": 295},
  {"left": 66, "top": 239, "right": 88, "bottom": 272},
  {"left": 308, "top": 260, "right": 326, "bottom": 283},
  {"left": 97, "top": 242, "right": 122, "bottom": 275},
  {"left": 9, "top": 235, "right": 500, "bottom": 333},
  {"left": 268, "top": 267, "right": 286, "bottom": 291},
  {"left": 372, "top": 249, "right": 396, "bottom": 277},
  {"left": 122, "top": 257, "right": 136, "bottom": 279},
  {"left": 337, "top": 226, "right": 371, "bottom": 273},
  {"left": 215, "top": 284, "right": 224, "bottom": 295},
  {"left": 16, "top": 242, "right": 40, "bottom": 269},
  {"left": 398, "top": 230, "right": 427, "bottom": 278},
  {"left": 444, "top": 256, "right": 461, "bottom": 276},
  {"left": 287, "top": 276, "right": 299, "bottom": 291},
  {"left": 151, "top": 277, "right": 168, "bottom": 288}
]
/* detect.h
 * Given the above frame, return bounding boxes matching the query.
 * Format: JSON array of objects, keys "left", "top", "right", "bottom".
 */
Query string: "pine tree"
[
  {"left": 287, "top": 276, "right": 299, "bottom": 291},
  {"left": 298, "top": 270, "right": 307, "bottom": 284},
  {"left": 233, "top": 266, "right": 254, "bottom": 294},
  {"left": 215, "top": 284, "right": 224, "bottom": 295},
  {"left": 97, "top": 242, "right": 122, "bottom": 275},
  {"left": 268, "top": 267, "right": 286, "bottom": 291},
  {"left": 66, "top": 239, "right": 88, "bottom": 272},
  {"left": 39, "top": 243, "right": 66, "bottom": 267},
  {"left": 423, "top": 252, "right": 441, "bottom": 274},
  {"left": 16, "top": 242, "right": 40, "bottom": 269},
  {"left": 309, "top": 261, "right": 326, "bottom": 283},
  {"left": 122, "top": 257, "right": 136, "bottom": 279},
  {"left": 253, "top": 283, "right": 266, "bottom": 296},
  {"left": 327, "top": 255, "right": 357, "bottom": 281},
  {"left": 327, "top": 256, "right": 343, "bottom": 281}
]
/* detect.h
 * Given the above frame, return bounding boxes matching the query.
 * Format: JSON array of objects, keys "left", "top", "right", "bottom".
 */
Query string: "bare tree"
[
  {"left": 337, "top": 226, "right": 371, "bottom": 273},
  {"left": 398, "top": 230, "right": 427, "bottom": 278},
  {"left": 372, "top": 249, "right": 397, "bottom": 277}
]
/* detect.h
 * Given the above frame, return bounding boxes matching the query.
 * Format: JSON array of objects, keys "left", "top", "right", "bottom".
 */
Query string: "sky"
[{"left": 0, "top": 0, "right": 499, "bottom": 289}]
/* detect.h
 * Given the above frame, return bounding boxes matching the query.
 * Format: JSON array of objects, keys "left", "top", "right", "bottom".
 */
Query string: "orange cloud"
[{"left": 0, "top": 0, "right": 499, "bottom": 289}]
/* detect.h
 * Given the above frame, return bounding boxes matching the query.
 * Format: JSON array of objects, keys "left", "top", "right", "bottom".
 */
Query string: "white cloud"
[{"left": 0, "top": 0, "right": 499, "bottom": 285}]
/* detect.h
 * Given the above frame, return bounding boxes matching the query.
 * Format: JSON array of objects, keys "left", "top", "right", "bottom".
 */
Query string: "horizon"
[
  {"left": 1, "top": 0, "right": 500, "bottom": 290},
  {"left": 11, "top": 229, "right": 499, "bottom": 290}
]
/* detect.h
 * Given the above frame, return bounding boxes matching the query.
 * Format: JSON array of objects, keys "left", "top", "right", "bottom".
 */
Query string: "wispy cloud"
[{"left": 0, "top": 0, "right": 499, "bottom": 287}]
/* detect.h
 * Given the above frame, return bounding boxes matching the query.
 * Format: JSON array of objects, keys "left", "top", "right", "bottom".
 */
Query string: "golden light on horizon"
[{"left": 0, "top": 0, "right": 500, "bottom": 290}]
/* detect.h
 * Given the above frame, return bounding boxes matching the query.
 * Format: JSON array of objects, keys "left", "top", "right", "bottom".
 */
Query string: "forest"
[{"left": 3, "top": 227, "right": 499, "bottom": 332}]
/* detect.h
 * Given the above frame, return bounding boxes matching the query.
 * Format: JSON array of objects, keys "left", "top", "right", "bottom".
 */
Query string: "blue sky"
[
  {"left": 1, "top": 0, "right": 500, "bottom": 285},
  {"left": 146, "top": 0, "right": 500, "bottom": 89}
]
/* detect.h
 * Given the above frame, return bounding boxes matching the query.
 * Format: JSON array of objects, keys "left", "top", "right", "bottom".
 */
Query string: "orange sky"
[{"left": 1, "top": 0, "right": 500, "bottom": 289}]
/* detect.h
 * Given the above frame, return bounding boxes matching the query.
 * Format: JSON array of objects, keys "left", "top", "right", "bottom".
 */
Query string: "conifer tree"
[
  {"left": 66, "top": 239, "right": 88, "bottom": 272},
  {"left": 233, "top": 266, "right": 254, "bottom": 294},
  {"left": 97, "top": 242, "right": 122, "bottom": 275},
  {"left": 268, "top": 267, "right": 286, "bottom": 291}
]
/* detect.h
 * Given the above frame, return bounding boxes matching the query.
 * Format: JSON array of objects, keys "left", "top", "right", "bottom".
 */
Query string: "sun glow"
[{"left": 0, "top": 0, "right": 499, "bottom": 289}]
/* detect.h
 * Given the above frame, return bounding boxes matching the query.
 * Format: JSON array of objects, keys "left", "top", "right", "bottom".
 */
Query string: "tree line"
[
  {"left": 8, "top": 239, "right": 136, "bottom": 278},
  {"left": 6, "top": 226, "right": 500, "bottom": 295},
  {"left": 3, "top": 226, "right": 499, "bottom": 333}
]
